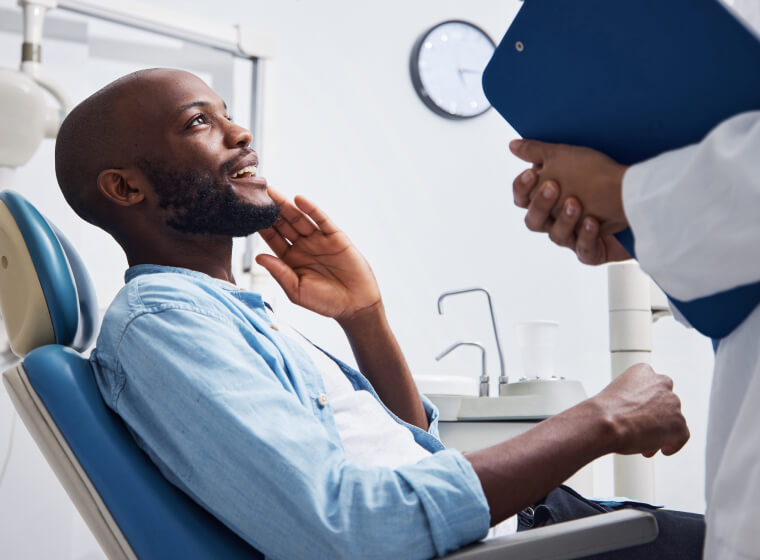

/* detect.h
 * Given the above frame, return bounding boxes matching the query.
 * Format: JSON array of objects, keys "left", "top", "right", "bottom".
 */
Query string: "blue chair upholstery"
[
  {"left": 24, "top": 346, "right": 259, "bottom": 559},
  {"left": 0, "top": 190, "right": 260, "bottom": 559}
]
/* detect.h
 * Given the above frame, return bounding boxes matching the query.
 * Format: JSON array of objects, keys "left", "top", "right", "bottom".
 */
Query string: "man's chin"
[{"left": 166, "top": 200, "right": 280, "bottom": 238}]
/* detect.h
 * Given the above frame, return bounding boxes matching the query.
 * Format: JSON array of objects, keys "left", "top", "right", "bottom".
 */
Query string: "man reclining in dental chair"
[{"left": 53, "top": 68, "right": 703, "bottom": 559}]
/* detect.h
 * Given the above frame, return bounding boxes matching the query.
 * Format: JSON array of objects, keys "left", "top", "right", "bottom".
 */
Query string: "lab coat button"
[
  {"left": 317, "top": 394, "right": 329, "bottom": 407},
  {"left": 270, "top": 324, "right": 279, "bottom": 331}
]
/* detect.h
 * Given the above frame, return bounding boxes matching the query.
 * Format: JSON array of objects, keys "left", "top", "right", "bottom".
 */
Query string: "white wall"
[{"left": 0, "top": 1, "right": 714, "bottom": 558}]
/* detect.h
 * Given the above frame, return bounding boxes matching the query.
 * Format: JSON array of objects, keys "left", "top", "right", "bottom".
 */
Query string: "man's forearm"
[
  {"left": 468, "top": 362, "right": 689, "bottom": 526},
  {"left": 467, "top": 398, "right": 614, "bottom": 525},
  {"left": 338, "top": 303, "right": 428, "bottom": 430}
]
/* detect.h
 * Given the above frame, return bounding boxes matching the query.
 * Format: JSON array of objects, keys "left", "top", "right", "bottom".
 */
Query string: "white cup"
[{"left": 515, "top": 320, "right": 559, "bottom": 379}]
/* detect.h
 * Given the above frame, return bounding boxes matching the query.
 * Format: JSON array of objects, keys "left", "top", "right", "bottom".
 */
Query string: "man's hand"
[
  {"left": 510, "top": 139, "right": 630, "bottom": 236},
  {"left": 258, "top": 188, "right": 429, "bottom": 429},
  {"left": 468, "top": 362, "right": 688, "bottom": 525},
  {"left": 256, "top": 188, "right": 381, "bottom": 324},
  {"left": 594, "top": 363, "right": 689, "bottom": 458}
]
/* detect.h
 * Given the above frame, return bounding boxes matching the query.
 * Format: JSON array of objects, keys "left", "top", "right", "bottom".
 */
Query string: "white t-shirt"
[
  {"left": 286, "top": 326, "right": 433, "bottom": 468},
  {"left": 285, "top": 325, "right": 518, "bottom": 537}
]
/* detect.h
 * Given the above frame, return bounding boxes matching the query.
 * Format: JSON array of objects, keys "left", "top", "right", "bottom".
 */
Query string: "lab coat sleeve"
[
  {"left": 622, "top": 110, "right": 760, "bottom": 301},
  {"left": 110, "top": 308, "right": 490, "bottom": 560}
]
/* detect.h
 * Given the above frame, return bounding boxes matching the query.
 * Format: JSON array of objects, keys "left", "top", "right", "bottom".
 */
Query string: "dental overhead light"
[{"left": 0, "top": 0, "right": 71, "bottom": 186}]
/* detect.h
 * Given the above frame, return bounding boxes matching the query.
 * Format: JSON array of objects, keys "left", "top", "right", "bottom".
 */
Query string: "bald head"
[
  {"left": 57, "top": 69, "right": 144, "bottom": 227},
  {"left": 55, "top": 68, "right": 210, "bottom": 230}
]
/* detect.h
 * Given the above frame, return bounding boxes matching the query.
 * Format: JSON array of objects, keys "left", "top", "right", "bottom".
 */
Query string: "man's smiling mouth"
[{"left": 231, "top": 165, "right": 257, "bottom": 179}]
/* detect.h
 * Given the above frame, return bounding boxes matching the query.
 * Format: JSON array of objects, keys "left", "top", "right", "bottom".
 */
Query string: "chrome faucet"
[
  {"left": 437, "top": 287, "right": 507, "bottom": 394},
  {"left": 435, "top": 341, "right": 489, "bottom": 397}
]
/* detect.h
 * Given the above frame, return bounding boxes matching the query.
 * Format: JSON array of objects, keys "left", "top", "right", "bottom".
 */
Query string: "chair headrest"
[{"left": 0, "top": 190, "right": 98, "bottom": 356}]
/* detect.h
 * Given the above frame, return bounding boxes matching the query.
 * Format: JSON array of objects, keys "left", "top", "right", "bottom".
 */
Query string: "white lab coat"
[{"left": 623, "top": 108, "right": 760, "bottom": 559}]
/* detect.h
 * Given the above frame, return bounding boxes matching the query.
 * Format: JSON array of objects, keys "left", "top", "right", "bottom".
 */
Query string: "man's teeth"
[{"left": 231, "top": 165, "right": 257, "bottom": 178}]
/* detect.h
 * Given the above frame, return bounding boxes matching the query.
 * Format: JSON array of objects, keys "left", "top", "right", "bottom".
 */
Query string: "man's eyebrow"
[{"left": 175, "top": 100, "right": 228, "bottom": 116}]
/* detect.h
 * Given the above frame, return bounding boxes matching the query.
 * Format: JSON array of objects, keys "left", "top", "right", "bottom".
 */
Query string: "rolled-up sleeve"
[{"left": 109, "top": 307, "right": 490, "bottom": 560}]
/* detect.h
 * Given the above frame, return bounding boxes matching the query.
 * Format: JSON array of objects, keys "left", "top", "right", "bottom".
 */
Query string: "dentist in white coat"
[{"left": 508, "top": 2, "right": 760, "bottom": 557}]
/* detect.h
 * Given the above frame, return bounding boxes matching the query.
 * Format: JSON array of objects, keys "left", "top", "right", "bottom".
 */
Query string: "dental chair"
[{"left": 0, "top": 190, "right": 658, "bottom": 560}]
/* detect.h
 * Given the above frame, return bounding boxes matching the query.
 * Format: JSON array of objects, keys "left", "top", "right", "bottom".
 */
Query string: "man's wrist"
[
  {"left": 565, "top": 397, "right": 620, "bottom": 458},
  {"left": 336, "top": 300, "right": 386, "bottom": 333}
]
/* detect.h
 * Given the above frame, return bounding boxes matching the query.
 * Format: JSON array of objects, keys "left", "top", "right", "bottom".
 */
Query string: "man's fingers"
[
  {"left": 662, "top": 428, "right": 690, "bottom": 456},
  {"left": 524, "top": 181, "right": 559, "bottom": 232},
  {"left": 272, "top": 217, "right": 302, "bottom": 245},
  {"left": 513, "top": 168, "right": 538, "bottom": 208},
  {"left": 258, "top": 227, "right": 291, "bottom": 259},
  {"left": 548, "top": 198, "right": 583, "bottom": 248},
  {"left": 509, "top": 138, "right": 550, "bottom": 165},
  {"left": 294, "top": 195, "right": 339, "bottom": 234},
  {"left": 267, "top": 187, "right": 318, "bottom": 237},
  {"left": 255, "top": 254, "right": 299, "bottom": 299}
]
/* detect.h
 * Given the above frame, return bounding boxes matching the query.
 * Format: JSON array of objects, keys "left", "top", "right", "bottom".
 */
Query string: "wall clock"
[{"left": 409, "top": 20, "right": 496, "bottom": 120}]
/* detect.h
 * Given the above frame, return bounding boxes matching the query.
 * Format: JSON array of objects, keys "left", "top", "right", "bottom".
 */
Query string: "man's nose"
[{"left": 225, "top": 120, "right": 253, "bottom": 148}]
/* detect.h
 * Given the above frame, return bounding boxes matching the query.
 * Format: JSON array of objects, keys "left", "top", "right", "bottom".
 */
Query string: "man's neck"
[{"left": 124, "top": 235, "right": 237, "bottom": 284}]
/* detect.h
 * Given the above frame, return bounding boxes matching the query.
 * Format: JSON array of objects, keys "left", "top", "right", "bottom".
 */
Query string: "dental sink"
[
  {"left": 427, "top": 378, "right": 587, "bottom": 422},
  {"left": 426, "top": 378, "right": 593, "bottom": 495}
]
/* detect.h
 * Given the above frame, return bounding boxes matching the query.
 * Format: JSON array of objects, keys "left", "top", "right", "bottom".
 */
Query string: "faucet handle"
[{"left": 435, "top": 341, "right": 489, "bottom": 397}]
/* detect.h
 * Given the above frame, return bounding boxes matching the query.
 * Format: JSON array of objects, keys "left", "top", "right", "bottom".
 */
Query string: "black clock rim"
[{"left": 409, "top": 19, "right": 495, "bottom": 120}]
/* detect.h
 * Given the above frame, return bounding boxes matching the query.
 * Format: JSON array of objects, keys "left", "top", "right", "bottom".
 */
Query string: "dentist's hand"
[
  {"left": 256, "top": 188, "right": 382, "bottom": 324},
  {"left": 513, "top": 172, "right": 631, "bottom": 266},
  {"left": 594, "top": 363, "right": 690, "bottom": 458},
  {"left": 510, "top": 139, "right": 630, "bottom": 237}
]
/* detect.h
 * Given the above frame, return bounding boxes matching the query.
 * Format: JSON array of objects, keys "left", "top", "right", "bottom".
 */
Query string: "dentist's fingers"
[
  {"left": 293, "top": 195, "right": 339, "bottom": 235},
  {"left": 575, "top": 218, "right": 606, "bottom": 265},
  {"left": 524, "top": 180, "right": 560, "bottom": 233},
  {"left": 547, "top": 198, "right": 583, "bottom": 248},
  {"left": 513, "top": 168, "right": 539, "bottom": 208},
  {"left": 509, "top": 138, "right": 551, "bottom": 165}
]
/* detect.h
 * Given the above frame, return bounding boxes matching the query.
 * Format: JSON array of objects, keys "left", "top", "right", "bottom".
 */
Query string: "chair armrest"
[{"left": 440, "top": 509, "right": 658, "bottom": 560}]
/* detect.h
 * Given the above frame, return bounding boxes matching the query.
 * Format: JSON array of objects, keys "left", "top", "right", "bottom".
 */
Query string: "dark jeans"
[{"left": 516, "top": 485, "right": 705, "bottom": 559}]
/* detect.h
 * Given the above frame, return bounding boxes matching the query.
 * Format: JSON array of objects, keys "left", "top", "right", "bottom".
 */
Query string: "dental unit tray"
[
  {"left": 482, "top": 0, "right": 760, "bottom": 340},
  {"left": 429, "top": 378, "right": 587, "bottom": 422}
]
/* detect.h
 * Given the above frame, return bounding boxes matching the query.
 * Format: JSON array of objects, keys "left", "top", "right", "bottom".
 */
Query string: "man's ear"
[{"left": 96, "top": 169, "right": 145, "bottom": 207}]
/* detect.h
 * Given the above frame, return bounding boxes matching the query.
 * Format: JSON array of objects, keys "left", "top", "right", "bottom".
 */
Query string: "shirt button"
[
  {"left": 317, "top": 394, "right": 329, "bottom": 407},
  {"left": 270, "top": 324, "right": 279, "bottom": 331}
]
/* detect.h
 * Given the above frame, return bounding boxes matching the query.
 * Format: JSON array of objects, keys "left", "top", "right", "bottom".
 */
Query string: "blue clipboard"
[{"left": 483, "top": 0, "right": 760, "bottom": 340}]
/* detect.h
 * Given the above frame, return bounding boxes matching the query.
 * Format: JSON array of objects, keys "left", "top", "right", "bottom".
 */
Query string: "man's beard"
[{"left": 136, "top": 157, "right": 280, "bottom": 236}]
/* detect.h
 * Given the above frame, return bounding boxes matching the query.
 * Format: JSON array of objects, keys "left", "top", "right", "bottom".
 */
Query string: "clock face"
[{"left": 410, "top": 20, "right": 496, "bottom": 120}]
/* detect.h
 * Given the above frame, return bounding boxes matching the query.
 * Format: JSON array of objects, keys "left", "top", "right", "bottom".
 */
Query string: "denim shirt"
[{"left": 91, "top": 265, "right": 490, "bottom": 560}]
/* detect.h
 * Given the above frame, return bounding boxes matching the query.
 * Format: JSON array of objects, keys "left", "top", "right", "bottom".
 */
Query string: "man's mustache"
[{"left": 221, "top": 148, "right": 257, "bottom": 175}]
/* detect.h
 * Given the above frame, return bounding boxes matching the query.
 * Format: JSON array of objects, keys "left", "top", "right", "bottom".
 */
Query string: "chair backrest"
[{"left": 0, "top": 190, "right": 260, "bottom": 559}]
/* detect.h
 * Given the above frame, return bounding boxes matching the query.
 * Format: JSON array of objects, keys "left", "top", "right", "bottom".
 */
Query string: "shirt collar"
[{"left": 125, "top": 264, "right": 241, "bottom": 292}]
